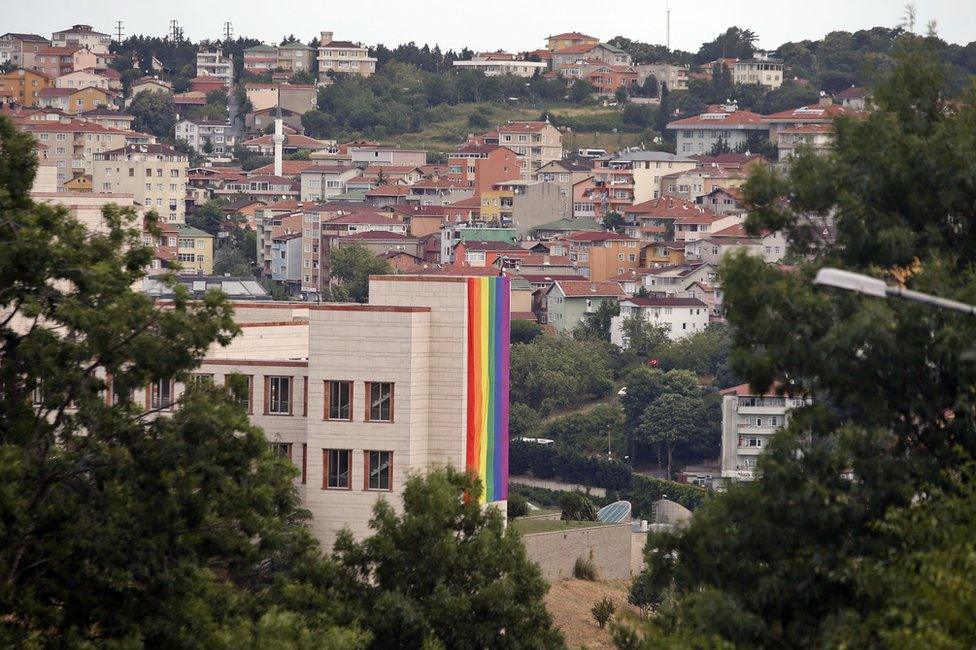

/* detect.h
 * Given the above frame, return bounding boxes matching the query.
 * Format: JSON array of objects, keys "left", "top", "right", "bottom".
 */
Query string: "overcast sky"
[{"left": 7, "top": 1, "right": 975, "bottom": 52}]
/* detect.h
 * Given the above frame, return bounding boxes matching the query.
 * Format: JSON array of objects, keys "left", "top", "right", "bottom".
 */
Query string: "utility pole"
[
  {"left": 115, "top": 20, "right": 124, "bottom": 44},
  {"left": 666, "top": 1, "right": 671, "bottom": 51},
  {"left": 169, "top": 19, "right": 180, "bottom": 43},
  {"left": 223, "top": 21, "right": 233, "bottom": 43}
]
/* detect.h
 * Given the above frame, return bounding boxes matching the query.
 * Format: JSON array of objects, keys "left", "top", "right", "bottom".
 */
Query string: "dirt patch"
[{"left": 545, "top": 578, "right": 639, "bottom": 649}]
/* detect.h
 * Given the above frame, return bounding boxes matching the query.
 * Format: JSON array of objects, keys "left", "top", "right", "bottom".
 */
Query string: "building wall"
[
  {"left": 521, "top": 524, "right": 634, "bottom": 581},
  {"left": 92, "top": 152, "right": 188, "bottom": 223},
  {"left": 588, "top": 240, "right": 640, "bottom": 282},
  {"left": 720, "top": 394, "right": 800, "bottom": 482}
]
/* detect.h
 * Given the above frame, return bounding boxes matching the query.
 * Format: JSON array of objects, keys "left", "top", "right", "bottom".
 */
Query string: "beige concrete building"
[
  {"left": 195, "top": 48, "right": 233, "bottom": 87},
  {"left": 317, "top": 31, "right": 376, "bottom": 80},
  {"left": 720, "top": 384, "right": 808, "bottom": 482},
  {"left": 277, "top": 42, "right": 315, "bottom": 73},
  {"left": 176, "top": 224, "right": 214, "bottom": 274},
  {"left": 635, "top": 62, "right": 689, "bottom": 92},
  {"left": 21, "top": 118, "right": 131, "bottom": 183},
  {"left": 731, "top": 55, "right": 784, "bottom": 90},
  {"left": 0, "top": 33, "right": 50, "bottom": 70},
  {"left": 51, "top": 25, "right": 110, "bottom": 54},
  {"left": 93, "top": 144, "right": 189, "bottom": 223},
  {"left": 483, "top": 121, "right": 563, "bottom": 180},
  {"left": 142, "top": 275, "right": 512, "bottom": 548}
]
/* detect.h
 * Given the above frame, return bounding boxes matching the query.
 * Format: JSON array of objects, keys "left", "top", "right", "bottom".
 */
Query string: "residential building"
[
  {"left": 531, "top": 217, "right": 601, "bottom": 240},
  {"left": 697, "top": 187, "right": 745, "bottom": 217},
  {"left": 667, "top": 104, "right": 767, "bottom": 156},
  {"left": 535, "top": 160, "right": 592, "bottom": 185},
  {"left": 622, "top": 196, "right": 710, "bottom": 243},
  {"left": 246, "top": 106, "right": 304, "bottom": 134},
  {"left": 195, "top": 48, "right": 233, "bottom": 87},
  {"left": 583, "top": 64, "right": 638, "bottom": 95},
  {"left": 590, "top": 157, "right": 635, "bottom": 213},
  {"left": 77, "top": 107, "right": 134, "bottom": 131},
  {"left": 243, "top": 133, "right": 333, "bottom": 156},
  {"left": 38, "top": 86, "right": 111, "bottom": 113},
  {"left": 176, "top": 224, "right": 214, "bottom": 274},
  {"left": 673, "top": 210, "right": 743, "bottom": 242},
  {"left": 481, "top": 121, "right": 563, "bottom": 180},
  {"left": 492, "top": 180, "right": 572, "bottom": 236},
  {"left": 0, "top": 33, "right": 50, "bottom": 69},
  {"left": 175, "top": 119, "right": 234, "bottom": 154},
  {"left": 300, "top": 165, "right": 360, "bottom": 201},
  {"left": 32, "top": 46, "right": 79, "bottom": 78},
  {"left": 440, "top": 223, "right": 517, "bottom": 264},
  {"left": 336, "top": 230, "right": 423, "bottom": 260},
  {"left": 277, "top": 42, "right": 315, "bottom": 72},
  {"left": 349, "top": 145, "right": 427, "bottom": 167},
  {"left": 406, "top": 179, "right": 474, "bottom": 207},
  {"left": 452, "top": 52, "right": 548, "bottom": 77},
  {"left": 21, "top": 118, "right": 131, "bottom": 183},
  {"left": 243, "top": 44, "right": 279, "bottom": 72},
  {"left": 776, "top": 124, "right": 835, "bottom": 161},
  {"left": 451, "top": 240, "right": 526, "bottom": 268},
  {"left": 546, "top": 32, "right": 600, "bottom": 52},
  {"left": 55, "top": 69, "right": 111, "bottom": 91},
  {"left": 317, "top": 31, "right": 376, "bottom": 80},
  {"left": 689, "top": 152, "right": 769, "bottom": 174},
  {"left": 566, "top": 231, "right": 641, "bottom": 281},
  {"left": 661, "top": 165, "right": 746, "bottom": 202},
  {"left": 271, "top": 229, "right": 304, "bottom": 294},
  {"left": 51, "top": 25, "right": 110, "bottom": 53},
  {"left": 216, "top": 175, "right": 300, "bottom": 203},
  {"left": 720, "top": 384, "right": 807, "bottom": 482},
  {"left": 640, "top": 262, "right": 718, "bottom": 295},
  {"left": 834, "top": 86, "right": 871, "bottom": 110},
  {"left": 277, "top": 84, "right": 317, "bottom": 115},
  {"left": 0, "top": 68, "right": 53, "bottom": 106},
  {"left": 447, "top": 144, "right": 520, "bottom": 191},
  {"left": 551, "top": 42, "right": 631, "bottom": 68},
  {"left": 545, "top": 279, "right": 626, "bottom": 330},
  {"left": 761, "top": 98, "right": 861, "bottom": 142},
  {"left": 604, "top": 151, "right": 697, "bottom": 203},
  {"left": 611, "top": 296, "right": 709, "bottom": 344},
  {"left": 635, "top": 62, "right": 689, "bottom": 92},
  {"left": 92, "top": 144, "right": 189, "bottom": 223},
  {"left": 731, "top": 54, "right": 784, "bottom": 89},
  {"left": 129, "top": 76, "right": 172, "bottom": 97}
]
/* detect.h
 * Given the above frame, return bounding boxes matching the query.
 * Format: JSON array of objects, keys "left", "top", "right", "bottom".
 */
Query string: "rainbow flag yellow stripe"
[{"left": 465, "top": 276, "right": 510, "bottom": 503}]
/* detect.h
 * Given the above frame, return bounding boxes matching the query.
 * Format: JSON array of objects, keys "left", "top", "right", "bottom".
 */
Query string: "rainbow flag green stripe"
[{"left": 465, "top": 276, "right": 510, "bottom": 503}]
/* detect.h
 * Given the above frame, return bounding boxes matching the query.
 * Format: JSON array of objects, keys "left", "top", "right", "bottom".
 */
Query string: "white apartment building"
[
  {"left": 92, "top": 144, "right": 189, "bottom": 223},
  {"left": 667, "top": 105, "right": 768, "bottom": 156},
  {"left": 720, "top": 384, "right": 808, "bottom": 481},
  {"left": 611, "top": 296, "right": 709, "bottom": 345},
  {"left": 137, "top": 275, "right": 512, "bottom": 548},
  {"left": 731, "top": 54, "right": 784, "bottom": 90},
  {"left": 299, "top": 165, "right": 360, "bottom": 201},
  {"left": 483, "top": 121, "right": 563, "bottom": 181},
  {"left": 51, "top": 24, "right": 110, "bottom": 53},
  {"left": 453, "top": 54, "right": 548, "bottom": 77},
  {"left": 195, "top": 47, "right": 233, "bottom": 87},
  {"left": 635, "top": 62, "right": 689, "bottom": 92},
  {"left": 317, "top": 31, "right": 376, "bottom": 81},
  {"left": 175, "top": 119, "right": 234, "bottom": 154}
]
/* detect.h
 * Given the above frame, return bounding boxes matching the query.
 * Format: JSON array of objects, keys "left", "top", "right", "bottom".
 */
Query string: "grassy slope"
[{"left": 545, "top": 579, "right": 640, "bottom": 650}]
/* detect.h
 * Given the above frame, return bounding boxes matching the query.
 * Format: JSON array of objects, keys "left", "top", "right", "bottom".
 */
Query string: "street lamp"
[{"left": 814, "top": 268, "right": 976, "bottom": 316}]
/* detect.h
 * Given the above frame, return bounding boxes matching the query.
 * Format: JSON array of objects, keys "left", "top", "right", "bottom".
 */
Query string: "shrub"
[
  {"left": 468, "top": 112, "right": 490, "bottom": 128},
  {"left": 591, "top": 596, "right": 616, "bottom": 628},
  {"left": 560, "top": 492, "right": 597, "bottom": 522},
  {"left": 573, "top": 555, "right": 598, "bottom": 581},
  {"left": 628, "top": 572, "right": 663, "bottom": 618},
  {"left": 507, "top": 492, "right": 529, "bottom": 520}
]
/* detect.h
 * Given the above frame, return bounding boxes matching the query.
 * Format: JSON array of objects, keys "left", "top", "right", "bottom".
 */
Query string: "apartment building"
[
  {"left": 546, "top": 32, "right": 600, "bottom": 52},
  {"left": 51, "top": 25, "right": 110, "bottom": 53},
  {"left": 635, "top": 62, "right": 689, "bottom": 92},
  {"left": 453, "top": 52, "right": 548, "bottom": 77},
  {"left": 176, "top": 224, "right": 214, "bottom": 274},
  {"left": 0, "top": 33, "right": 50, "bottom": 69},
  {"left": 622, "top": 196, "right": 709, "bottom": 243},
  {"left": 762, "top": 98, "right": 860, "bottom": 142},
  {"left": 447, "top": 144, "right": 520, "bottom": 191},
  {"left": 667, "top": 105, "right": 768, "bottom": 156},
  {"left": 38, "top": 86, "right": 111, "bottom": 113},
  {"left": 731, "top": 54, "right": 784, "bottom": 89},
  {"left": 720, "top": 384, "right": 808, "bottom": 481},
  {"left": 317, "top": 31, "right": 376, "bottom": 81},
  {"left": 481, "top": 121, "right": 562, "bottom": 181},
  {"left": 565, "top": 230, "right": 640, "bottom": 281},
  {"left": 662, "top": 166, "right": 746, "bottom": 203},
  {"left": 21, "top": 118, "right": 131, "bottom": 182},
  {"left": 611, "top": 296, "right": 709, "bottom": 345},
  {"left": 277, "top": 42, "right": 315, "bottom": 72},
  {"left": 550, "top": 42, "right": 631, "bottom": 68},
  {"left": 299, "top": 165, "right": 360, "bottom": 201},
  {"left": 545, "top": 280, "right": 626, "bottom": 331},
  {"left": 0, "top": 68, "right": 53, "bottom": 106},
  {"left": 93, "top": 144, "right": 189, "bottom": 223},
  {"left": 243, "top": 44, "right": 279, "bottom": 72},
  {"left": 195, "top": 47, "right": 233, "bottom": 87},
  {"left": 349, "top": 145, "right": 427, "bottom": 167},
  {"left": 175, "top": 119, "right": 234, "bottom": 154}
]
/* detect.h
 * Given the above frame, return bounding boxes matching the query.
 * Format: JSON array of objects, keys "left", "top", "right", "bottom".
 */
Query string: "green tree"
[
  {"left": 559, "top": 491, "right": 598, "bottom": 521},
  {"left": 619, "top": 313, "right": 670, "bottom": 358},
  {"left": 511, "top": 319, "right": 543, "bottom": 344},
  {"left": 574, "top": 298, "right": 619, "bottom": 342},
  {"left": 602, "top": 211, "right": 626, "bottom": 234},
  {"left": 569, "top": 79, "right": 596, "bottom": 103},
  {"left": 592, "top": 597, "right": 616, "bottom": 629},
  {"left": 0, "top": 116, "right": 364, "bottom": 646},
  {"left": 509, "top": 402, "right": 541, "bottom": 439},
  {"left": 328, "top": 244, "right": 393, "bottom": 303},
  {"left": 187, "top": 199, "right": 225, "bottom": 236},
  {"left": 202, "top": 136, "right": 214, "bottom": 154},
  {"left": 510, "top": 335, "right": 615, "bottom": 413},
  {"left": 638, "top": 392, "right": 705, "bottom": 479},
  {"left": 129, "top": 89, "right": 177, "bottom": 139},
  {"left": 214, "top": 247, "right": 252, "bottom": 276},
  {"left": 302, "top": 109, "right": 337, "bottom": 138},
  {"left": 629, "top": 36, "right": 976, "bottom": 648},
  {"left": 332, "top": 468, "right": 563, "bottom": 649}
]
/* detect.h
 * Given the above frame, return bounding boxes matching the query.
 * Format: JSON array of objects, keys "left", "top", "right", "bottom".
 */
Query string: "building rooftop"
[
  {"left": 624, "top": 296, "right": 707, "bottom": 308},
  {"left": 553, "top": 280, "right": 627, "bottom": 298}
]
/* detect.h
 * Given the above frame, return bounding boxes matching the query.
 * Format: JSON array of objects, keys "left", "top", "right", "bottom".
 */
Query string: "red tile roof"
[
  {"left": 762, "top": 103, "right": 861, "bottom": 122},
  {"left": 366, "top": 184, "right": 410, "bottom": 196},
  {"left": 549, "top": 32, "right": 597, "bottom": 40},
  {"left": 667, "top": 106, "right": 765, "bottom": 128},
  {"left": 624, "top": 196, "right": 710, "bottom": 218},
  {"left": 553, "top": 43, "right": 599, "bottom": 54},
  {"left": 342, "top": 230, "right": 413, "bottom": 241},
  {"left": 495, "top": 121, "right": 552, "bottom": 134},
  {"left": 553, "top": 280, "right": 626, "bottom": 298},
  {"left": 247, "top": 160, "right": 319, "bottom": 176},
  {"left": 566, "top": 231, "right": 637, "bottom": 242},
  {"left": 625, "top": 296, "right": 707, "bottom": 307}
]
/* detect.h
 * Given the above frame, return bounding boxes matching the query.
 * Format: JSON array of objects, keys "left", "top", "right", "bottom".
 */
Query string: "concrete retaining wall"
[
  {"left": 522, "top": 523, "right": 635, "bottom": 581},
  {"left": 510, "top": 475, "right": 607, "bottom": 498}
]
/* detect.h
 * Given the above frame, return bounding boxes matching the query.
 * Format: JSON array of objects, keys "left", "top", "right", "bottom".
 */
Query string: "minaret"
[{"left": 272, "top": 105, "right": 284, "bottom": 177}]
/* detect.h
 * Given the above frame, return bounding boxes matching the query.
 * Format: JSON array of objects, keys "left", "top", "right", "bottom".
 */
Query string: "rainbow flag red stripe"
[{"left": 465, "top": 276, "right": 510, "bottom": 503}]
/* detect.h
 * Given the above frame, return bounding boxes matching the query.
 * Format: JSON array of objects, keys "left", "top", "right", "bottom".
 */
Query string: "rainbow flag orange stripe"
[{"left": 466, "top": 276, "right": 510, "bottom": 503}]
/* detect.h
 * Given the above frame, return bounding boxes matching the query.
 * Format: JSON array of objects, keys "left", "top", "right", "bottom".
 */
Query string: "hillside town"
[{"left": 2, "top": 9, "right": 976, "bottom": 647}]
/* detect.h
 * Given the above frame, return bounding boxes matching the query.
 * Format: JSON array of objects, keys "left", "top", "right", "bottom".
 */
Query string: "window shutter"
[
  {"left": 363, "top": 451, "right": 369, "bottom": 490},
  {"left": 302, "top": 377, "right": 308, "bottom": 416},
  {"left": 388, "top": 384, "right": 395, "bottom": 423},
  {"left": 289, "top": 376, "right": 294, "bottom": 415}
]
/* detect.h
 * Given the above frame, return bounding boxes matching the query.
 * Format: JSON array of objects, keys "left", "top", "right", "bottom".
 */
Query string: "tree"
[
  {"left": 559, "top": 492, "right": 598, "bottom": 521},
  {"left": 619, "top": 313, "right": 670, "bottom": 358},
  {"left": 638, "top": 392, "right": 705, "bottom": 479},
  {"left": 0, "top": 116, "right": 364, "bottom": 646},
  {"left": 332, "top": 468, "right": 563, "bottom": 649},
  {"left": 574, "top": 298, "right": 619, "bottom": 342},
  {"left": 708, "top": 136, "right": 731, "bottom": 155},
  {"left": 592, "top": 597, "right": 616, "bottom": 629},
  {"left": 214, "top": 247, "right": 252, "bottom": 276},
  {"left": 614, "top": 87, "right": 629, "bottom": 104},
  {"left": 510, "top": 335, "right": 615, "bottom": 413},
  {"left": 628, "top": 571, "right": 664, "bottom": 618},
  {"left": 509, "top": 402, "right": 541, "bottom": 439},
  {"left": 569, "top": 79, "right": 596, "bottom": 103},
  {"left": 129, "top": 90, "right": 177, "bottom": 138},
  {"left": 201, "top": 136, "right": 214, "bottom": 154},
  {"left": 511, "top": 319, "right": 543, "bottom": 344},
  {"left": 641, "top": 73, "right": 659, "bottom": 98},
  {"left": 602, "top": 211, "right": 626, "bottom": 234},
  {"left": 302, "top": 109, "right": 337, "bottom": 138},
  {"left": 328, "top": 244, "right": 392, "bottom": 303},
  {"left": 186, "top": 199, "right": 224, "bottom": 236},
  {"left": 629, "top": 36, "right": 976, "bottom": 648},
  {"left": 695, "top": 27, "right": 759, "bottom": 64}
]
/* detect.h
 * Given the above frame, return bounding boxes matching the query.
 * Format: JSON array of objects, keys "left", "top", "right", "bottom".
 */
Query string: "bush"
[
  {"left": 507, "top": 492, "right": 529, "bottom": 520},
  {"left": 468, "top": 112, "right": 490, "bottom": 128},
  {"left": 591, "top": 596, "right": 616, "bottom": 628},
  {"left": 574, "top": 555, "right": 598, "bottom": 581},
  {"left": 560, "top": 492, "right": 598, "bottom": 522},
  {"left": 509, "top": 403, "right": 541, "bottom": 440},
  {"left": 628, "top": 572, "right": 663, "bottom": 618}
]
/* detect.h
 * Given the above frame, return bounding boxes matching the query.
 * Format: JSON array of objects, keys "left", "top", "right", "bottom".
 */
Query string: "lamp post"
[{"left": 814, "top": 268, "right": 976, "bottom": 316}]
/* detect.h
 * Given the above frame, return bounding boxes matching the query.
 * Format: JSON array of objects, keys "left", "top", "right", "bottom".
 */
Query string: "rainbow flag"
[{"left": 465, "top": 276, "right": 510, "bottom": 503}]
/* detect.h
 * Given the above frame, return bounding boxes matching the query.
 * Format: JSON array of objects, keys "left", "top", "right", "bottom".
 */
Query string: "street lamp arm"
[{"left": 814, "top": 267, "right": 976, "bottom": 316}]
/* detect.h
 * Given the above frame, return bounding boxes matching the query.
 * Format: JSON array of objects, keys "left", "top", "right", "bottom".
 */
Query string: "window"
[
  {"left": 365, "top": 382, "right": 393, "bottom": 421},
  {"left": 192, "top": 373, "right": 214, "bottom": 384},
  {"left": 301, "top": 443, "right": 307, "bottom": 484},
  {"left": 324, "top": 449, "right": 352, "bottom": 489},
  {"left": 224, "top": 373, "right": 254, "bottom": 413},
  {"left": 266, "top": 376, "right": 292, "bottom": 415},
  {"left": 325, "top": 380, "right": 352, "bottom": 420},
  {"left": 149, "top": 379, "right": 174, "bottom": 409},
  {"left": 269, "top": 441, "right": 292, "bottom": 460},
  {"left": 365, "top": 450, "right": 392, "bottom": 490}
]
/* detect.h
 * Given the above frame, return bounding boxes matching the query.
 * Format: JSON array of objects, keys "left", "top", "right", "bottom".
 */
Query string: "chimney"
[{"left": 320, "top": 31, "right": 333, "bottom": 45}]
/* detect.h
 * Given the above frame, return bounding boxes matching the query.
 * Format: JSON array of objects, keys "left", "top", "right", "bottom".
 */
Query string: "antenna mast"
[
  {"left": 115, "top": 20, "right": 124, "bottom": 43},
  {"left": 666, "top": 1, "right": 671, "bottom": 51},
  {"left": 169, "top": 19, "right": 180, "bottom": 42},
  {"left": 223, "top": 21, "right": 234, "bottom": 42}
]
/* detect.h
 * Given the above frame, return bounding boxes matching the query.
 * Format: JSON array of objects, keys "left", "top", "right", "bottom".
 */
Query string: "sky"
[{"left": 7, "top": 1, "right": 975, "bottom": 53}]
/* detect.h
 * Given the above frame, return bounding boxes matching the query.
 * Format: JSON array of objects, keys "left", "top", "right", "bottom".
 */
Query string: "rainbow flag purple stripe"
[{"left": 465, "top": 276, "right": 510, "bottom": 503}]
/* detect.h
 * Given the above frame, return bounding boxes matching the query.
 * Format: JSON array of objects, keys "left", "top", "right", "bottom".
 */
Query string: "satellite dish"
[{"left": 597, "top": 500, "right": 632, "bottom": 524}]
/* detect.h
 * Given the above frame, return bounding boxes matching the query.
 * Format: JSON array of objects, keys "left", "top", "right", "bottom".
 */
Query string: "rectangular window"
[
  {"left": 325, "top": 380, "right": 352, "bottom": 421},
  {"left": 229, "top": 375, "right": 253, "bottom": 412},
  {"left": 324, "top": 449, "right": 352, "bottom": 489},
  {"left": 266, "top": 376, "right": 292, "bottom": 414},
  {"left": 365, "top": 382, "right": 393, "bottom": 422},
  {"left": 270, "top": 441, "right": 292, "bottom": 460},
  {"left": 301, "top": 443, "right": 307, "bottom": 484},
  {"left": 149, "top": 379, "right": 174, "bottom": 409},
  {"left": 365, "top": 450, "right": 392, "bottom": 491}
]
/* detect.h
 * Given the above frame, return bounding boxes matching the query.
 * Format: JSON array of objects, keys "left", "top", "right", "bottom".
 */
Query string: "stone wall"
[
  {"left": 510, "top": 475, "right": 607, "bottom": 498},
  {"left": 522, "top": 523, "right": 635, "bottom": 581}
]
